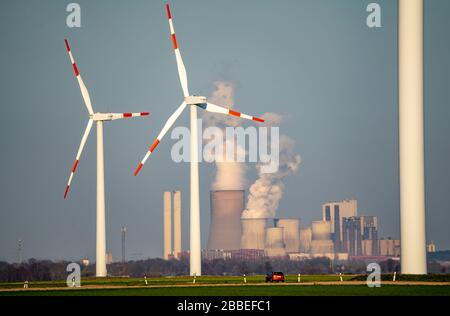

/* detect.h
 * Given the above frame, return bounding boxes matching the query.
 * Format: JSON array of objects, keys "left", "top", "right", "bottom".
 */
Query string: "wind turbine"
[
  {"left": 63, "top": 38, "right": 149, "bottom": 277},
  {"left": 133, "top": 4, "right": 264, "bottom": 276}
]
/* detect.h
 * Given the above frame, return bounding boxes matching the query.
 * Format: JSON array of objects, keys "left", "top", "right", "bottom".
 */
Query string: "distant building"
[
  {"left": 105, "top": 252, "right": 113, "bottom": 264},
  {"left": 342, "top": 217, "right": 362, "bottom": 256},
  {"left": 288, "top": 253, "right": 311, "bottom": 261},
  {"left": 427, "top": 241, "right": 436, "bottom": 253},
  {"left": 202, "top": 249, "right": 232, "bottom": 261},
  {"left": 322, "top": 200, "right": 357, "bottom": 252},
  {"left": 379, "top": 238, "right": 401, "bottom": 257},
  {"left": 360, "top": 216, "right": 379, "bottom": 256},
  {"left": 230, "top": 249, "right": 265, "bottom": 261}
]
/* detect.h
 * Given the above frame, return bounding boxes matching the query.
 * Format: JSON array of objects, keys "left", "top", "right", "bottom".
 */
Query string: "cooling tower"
[
  {"left": 311, "top": 221, "right": 331, "bottom": 240},
  {"left": 173, "top": 190, "right": 181, "bottom": 259},
  {"left": 265, "top": 227, "right": 287, "bottom": 258},
  {"left": 240, "top": 218, "right": 267, "bottom": 250},
  {"left": 163, "top": 191, "right": 172, "bottom": 259},
  {"left": 299, "top": 227, "right": 312, "bottom": 253},
  {"left": 277, "top": 218, "right": 300, "bottom": 253},
  {"left": 207, "top": 190, "right": 245, "bottom": 250}
]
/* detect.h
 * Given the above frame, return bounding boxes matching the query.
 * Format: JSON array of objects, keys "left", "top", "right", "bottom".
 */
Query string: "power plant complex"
[
  {"left": 204, "top": 195, "right": 400, "bottom": 261},
  {"left": 163, "top": 191, "right": 401, "bottom": 262}
]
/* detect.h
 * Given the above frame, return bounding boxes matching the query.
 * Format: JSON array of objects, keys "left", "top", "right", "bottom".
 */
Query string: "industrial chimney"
[
  {"left": 163, "top": 190, "right": 183, "bottom": 260},
  {"left": 173, "top": 190, "right": 182, "bottom": 259},
  {"left": 207, "top": 190, "right": 245, "bottom": 250},
  {"left": 163, "top": 191, "right": 172, "bottom": 260}
]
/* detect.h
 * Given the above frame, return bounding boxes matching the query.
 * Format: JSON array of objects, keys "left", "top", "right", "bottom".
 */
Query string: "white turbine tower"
[
  {"left": 133, "top": 4, "right": 265, "bottom": 276},
  {"left": 398, "top": 0, "right": 427, "bottom": 274},
  {"left": 63, "top": 38, "right": 149, "bottom": 277}
]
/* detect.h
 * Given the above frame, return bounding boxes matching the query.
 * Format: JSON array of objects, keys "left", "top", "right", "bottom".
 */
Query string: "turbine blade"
[
  {"left": 110, "top": 112, "right": 150, "bottom": 120},
  {"left": 64, "top": 119, "right": 94, "bottom": 199},
  {"left": 134, "top": 102, "right": 186, "bottom": 176},
  {"left": 64, "top": 38, "right": 95, "bottom": 115},
  {"left": 166, "top": 4, "right": 189, "bottom": 97},
  {"left": 204, "top": 103, "right": 265, "bottom": 123}
]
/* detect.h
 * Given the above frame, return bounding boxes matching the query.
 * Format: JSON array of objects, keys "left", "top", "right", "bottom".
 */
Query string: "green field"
[
  {"left": 0, "top": 275, "right": 356, "bottom": 289},
  {"left": 1, "top": 275, "right": 449, "bottom": 296}
]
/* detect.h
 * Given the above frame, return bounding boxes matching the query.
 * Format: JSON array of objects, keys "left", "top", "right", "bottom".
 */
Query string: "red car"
[{"left": 265, "top": 272, "right": 285, "bottom": 283}]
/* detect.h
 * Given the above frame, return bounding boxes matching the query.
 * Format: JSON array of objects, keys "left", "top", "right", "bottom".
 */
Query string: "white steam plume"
[
  {"left": 204, "top": 81, "right": 246, "bottom": 190},
  {"left": 242, "top": 115, "right": 301, "bottom": 219}
]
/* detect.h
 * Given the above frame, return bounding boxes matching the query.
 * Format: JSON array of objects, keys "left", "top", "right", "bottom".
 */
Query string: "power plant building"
[
  {"left": 322, "top": 199, "right": 357, "bottom": 251},
  {"left": 379, "top": 238, "right": 401, "bottom": 257},
  {"left": 360, "top": 216, "right": 379, "bottom": 256},
  {"left": 342, "top": 217, "right": 362, "bottom": 256},
  {"left": 199, "top": 194, "right": 393, "bottom": 261}
]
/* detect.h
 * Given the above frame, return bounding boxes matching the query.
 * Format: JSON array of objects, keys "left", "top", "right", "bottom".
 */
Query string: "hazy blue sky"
[{"left": 0, "top": 0, "right": 449, "bottom": 262}]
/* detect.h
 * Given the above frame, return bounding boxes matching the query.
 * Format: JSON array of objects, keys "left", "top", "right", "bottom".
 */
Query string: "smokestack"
[
  {"left": 277, "top": 219, "right": 300, "bottom": 253},
  {"left": 265, "top": 227, "right": 287, "bottom": 258},
  {"left": 121, "top": 226, "right": 126, "bottom": 263},
  {"left": 173, "top": 190, "right": 182, "bottom": 259},
  {"left": 207, "top": 190, "right": 244, "bottom": 250},
  {"left": 399, "top": 0, "right": 427, "bottom": 274},
  {"left": 163, "top": 191, "right": 172, "bottom": 260},
  {"left": 240, "top": 218, "right": 267, "bottom": 250}
]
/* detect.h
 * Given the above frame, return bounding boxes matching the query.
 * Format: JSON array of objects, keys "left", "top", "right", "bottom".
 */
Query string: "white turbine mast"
[
  {"left": 398, "top": 0, "right": 427, "bottom": 274},
  {"left": 134, "top": 4, "right": 265, "bottom": 276},
  {"left": 63, "top": 38, "right": 149, "bottom": 277}
]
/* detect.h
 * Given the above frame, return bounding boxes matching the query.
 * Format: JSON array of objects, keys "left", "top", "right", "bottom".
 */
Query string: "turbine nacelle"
[
  {"left": 184, "top": 95, "right": 207, "bottom": 105},
  {"left": 90, "top": 112, "right": 150, "bottom": 121},
  {"left": 91, "top": 113, "right": 115, "bottom": 121}
]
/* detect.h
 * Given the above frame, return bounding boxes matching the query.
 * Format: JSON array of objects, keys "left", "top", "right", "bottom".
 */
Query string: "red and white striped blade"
[
  {"left": 64, "top": 39, "right": 95, "bottom": 115},
  {"left": 166, "top": 4, "right": 189, "bottom": 98},
  {"left": 134, "top": 102, "right": 186, "bottom": 176},
  {"left": 205, "top": 103, "right": 265, "bottom": 123},
  {"left": 110, "top": 112, "right": 150, "bottom": 120},
  {"left": 64, "top": 119, "right": 94, "bottom": 199}
]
